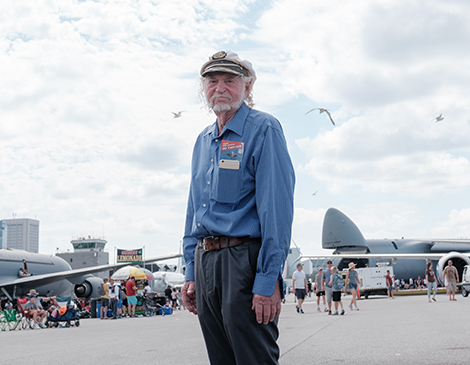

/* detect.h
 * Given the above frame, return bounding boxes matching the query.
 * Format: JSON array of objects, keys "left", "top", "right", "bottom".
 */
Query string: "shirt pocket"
[{"left": 215, "top": 168, "right": 242, "bottom": 204}]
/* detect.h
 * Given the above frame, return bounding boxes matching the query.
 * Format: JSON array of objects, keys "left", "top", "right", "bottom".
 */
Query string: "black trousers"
[{"left": 195, "top": 241, "right": 280, "bottom": 365}]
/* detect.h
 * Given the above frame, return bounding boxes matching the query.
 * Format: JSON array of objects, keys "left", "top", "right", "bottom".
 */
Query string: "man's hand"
[
  {"left": 182, "top": 280, "right": 197, "bottom": 315},
  {"left": 251, "top": 280, "right": 281, "bottom": 325}
]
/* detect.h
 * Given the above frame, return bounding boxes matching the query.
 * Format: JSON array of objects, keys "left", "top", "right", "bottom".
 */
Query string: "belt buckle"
[{"left": 203, "top": 236, "right": 215, "bottom": 251}]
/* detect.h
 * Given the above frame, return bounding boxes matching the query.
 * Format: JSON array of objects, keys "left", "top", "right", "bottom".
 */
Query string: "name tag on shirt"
[
  {"left": 219, "top": 159, "right": 240, "bottom": 170},
  {"left": 220, "top": 140, "right": 244, "bottom": 170}
]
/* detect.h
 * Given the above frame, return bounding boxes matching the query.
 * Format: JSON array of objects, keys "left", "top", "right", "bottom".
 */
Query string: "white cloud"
[
  {"left": 249, "top": 1, "right": 470, "bottom": 200},
  {"left": 254, "top": 0, "right": 470, "bottom": 110},
  {"left": 433, "top": 209, "right": 470, "bottom": 237},
  {"left": 0, "top": 0, "right": 259, "bottom": 256},
  {"left": 2, "top": 0, "right": 470, "bottom": 261}
]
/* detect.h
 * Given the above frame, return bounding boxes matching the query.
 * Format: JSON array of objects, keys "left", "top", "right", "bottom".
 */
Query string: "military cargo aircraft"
[{"left": 299, "top": 208, "right": 470, "bottom": 283}]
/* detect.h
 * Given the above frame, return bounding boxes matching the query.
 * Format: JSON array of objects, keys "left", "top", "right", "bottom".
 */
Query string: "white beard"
[{"left": 208, "top": 92, "right": 244, "bottom": 112}]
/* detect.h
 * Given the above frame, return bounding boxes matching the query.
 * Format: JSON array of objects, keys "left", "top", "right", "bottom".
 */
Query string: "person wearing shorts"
[
  {"left": 126, "top": 276, "right": 138, "bottom": 317},
  {"left": 386, "top": 270, "right": 394, "bottom": 299},
  {"left": 120, "top": 286, "right": 128, "bottom": 317},
  {"left": 345, "top": 262, "right": 360, "bottom": 311},
  {"left": 443, "top": 260, "right": 459, "bottom": 301},
  {"left": 315, "top": 267, "right": 327, "bottom": 312},
  {"left": 322, "top": 260, "right": 333, "bottom": 314},
  {"left": 292, "top": 263, "right": 307, "bottom": 314},
  {"left": 100, "top": 278, "right": 110, "bottom": 319},
  {"left": 329, "top": 266, "right": 345, "bottom": 315}
]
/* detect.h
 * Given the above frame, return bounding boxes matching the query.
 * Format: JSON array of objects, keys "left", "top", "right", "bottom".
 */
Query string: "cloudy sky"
[{"left": 2, "top": 0, "right": 470, "bottom": 263}]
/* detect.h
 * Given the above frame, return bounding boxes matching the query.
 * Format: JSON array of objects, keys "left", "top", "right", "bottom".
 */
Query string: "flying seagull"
[
  {"left": 305, "top": 108, "right": 335, "bottom": 126},
  {"left": 312, "top": 191, "right": 318, "bottom": 196},
  {"left": 172, "top": 111, "right": 185, "bottom": 118},
  {"left": 431, "top": 113, "right": 444, "bottom": 123}
]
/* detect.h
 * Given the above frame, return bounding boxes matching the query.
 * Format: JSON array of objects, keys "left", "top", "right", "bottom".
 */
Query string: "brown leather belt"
[{"left": 198, "top": 236, "right": 260, "bottom": 251}]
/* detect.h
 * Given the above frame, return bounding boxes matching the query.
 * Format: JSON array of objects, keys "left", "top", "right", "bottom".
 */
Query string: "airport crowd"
[
  {"left": 97, "top": 277, "right": 184, "bottom": 320},
  {"left": 285, "top": 260, "right": 460, "bottom": 315},
  {"left": 1, "top": 278, "right": 186, "bottom": 331}
]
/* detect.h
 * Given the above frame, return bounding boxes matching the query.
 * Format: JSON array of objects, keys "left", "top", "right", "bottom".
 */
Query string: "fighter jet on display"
[
  {"left": 0, "top": 249, "right": 182, "bottom": 301},
  {"left": 299, "top": 208, "right": 470, "bottom": 283}
]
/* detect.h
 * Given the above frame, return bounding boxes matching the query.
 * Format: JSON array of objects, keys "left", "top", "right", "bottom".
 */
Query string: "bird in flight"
[
  {"left": 172, "top": 111, "right": 185, "bottom": 118},
  {"left": 431, "top": 113, "right": 444, "bottom": 123},
  {"left": 312, "top": 191, "right": 318, "bottom": 196},
  {"left": 305, "top": 108, "right": 335, "bottom": 126}
]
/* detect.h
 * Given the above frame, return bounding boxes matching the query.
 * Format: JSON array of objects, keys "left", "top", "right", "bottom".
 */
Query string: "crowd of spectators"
[{"left": 394, "top": 276, "right": 442, "bottom": 290}]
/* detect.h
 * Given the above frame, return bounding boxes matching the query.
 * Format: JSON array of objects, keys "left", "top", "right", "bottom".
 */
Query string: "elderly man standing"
[{"left": 182, "top": 51, "right": 295, "bottom": 365}]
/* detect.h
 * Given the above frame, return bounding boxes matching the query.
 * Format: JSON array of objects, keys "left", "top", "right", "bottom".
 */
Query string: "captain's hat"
[{"left": 200, "top": 51, "right": 256, "bottom": 81}]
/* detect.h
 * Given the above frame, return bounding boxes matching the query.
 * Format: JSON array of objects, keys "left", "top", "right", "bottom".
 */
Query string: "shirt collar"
[{"left": 203, "top": 102, "right": 250, "bottom": 138}]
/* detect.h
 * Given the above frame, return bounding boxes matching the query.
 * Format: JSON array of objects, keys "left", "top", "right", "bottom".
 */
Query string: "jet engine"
[
  {"left": 436, "top": 252, "right": 470, "bottom": 285},
  {"left": 73, "top": 276, "right": 104, "bottom": 299}
]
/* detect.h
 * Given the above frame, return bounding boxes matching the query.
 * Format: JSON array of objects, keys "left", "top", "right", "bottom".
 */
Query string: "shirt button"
[
  {"left": 207, "top": 181, "right": 210, "bottom": 184},
  {"left": 197, "top": 223, "right": 201, "bottom": 227},
  {"left": 215, "top": 139, "right": 218, "bottom": 142},
  {"left": 211, "top": 158, "right": 213, "bottom": 162},
  {"left": 203, "top": 204, "right": 207, "bottom": 207}
]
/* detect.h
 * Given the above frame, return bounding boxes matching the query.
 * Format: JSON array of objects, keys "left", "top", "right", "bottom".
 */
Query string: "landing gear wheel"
[{"left": 462, "top": 288, "right": 469, "bottom": 297}]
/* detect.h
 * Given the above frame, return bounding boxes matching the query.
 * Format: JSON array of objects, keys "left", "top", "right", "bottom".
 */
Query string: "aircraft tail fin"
[{"left": 322, "top": 208, "right": 369, "bottom": 253}]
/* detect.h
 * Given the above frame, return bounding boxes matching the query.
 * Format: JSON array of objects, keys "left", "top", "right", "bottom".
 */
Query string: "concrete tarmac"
[{"left": 2, "top": 293, "right": 469, "bottom": 364}]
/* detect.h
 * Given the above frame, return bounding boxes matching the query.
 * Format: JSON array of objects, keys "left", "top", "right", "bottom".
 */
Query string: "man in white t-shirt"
[
  {"left": 143, "top": 281, "right": 152, "bottom": 297},
  {"left": 108, "top": 278, "right": 119, "bottom": 319},
  {"left": 292, "top": 263, "right": 307, "bottom": 314}
]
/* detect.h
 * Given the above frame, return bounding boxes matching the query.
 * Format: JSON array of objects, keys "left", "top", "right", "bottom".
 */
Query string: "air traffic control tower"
[{"left": 56, "top": 236, "right": 110, "bottom": 279}]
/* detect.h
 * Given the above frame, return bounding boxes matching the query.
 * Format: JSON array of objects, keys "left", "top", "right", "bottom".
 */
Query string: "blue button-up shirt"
[{"left": 183, "top": 103, "right": 295, "bottom": 297}]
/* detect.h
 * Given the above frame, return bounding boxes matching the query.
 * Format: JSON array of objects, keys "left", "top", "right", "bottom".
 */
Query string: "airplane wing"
[
  {"left": 0, "top": 253, "right": 182, "bottom": 290},
  {"left": 297, "top": 252, "right": 470, "bottom": 265},
  {"left": 299, "top": 253, "right": 470, "bottom": 260}
]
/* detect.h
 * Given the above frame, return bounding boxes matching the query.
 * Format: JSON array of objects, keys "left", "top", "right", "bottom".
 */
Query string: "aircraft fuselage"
[{"left": 0, "top": 249, "right": 73, "bottom": 297}]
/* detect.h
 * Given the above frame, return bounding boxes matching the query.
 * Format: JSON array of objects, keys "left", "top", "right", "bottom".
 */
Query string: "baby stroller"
[
  {"left": 73, "top": 298, "right": 91, "bottom": 319},
  {"left": 47, "top": 304, "right": 80, "bottom": 328},
  {"left": 141, "top": 292, "right": 166, "bottom": 317}
]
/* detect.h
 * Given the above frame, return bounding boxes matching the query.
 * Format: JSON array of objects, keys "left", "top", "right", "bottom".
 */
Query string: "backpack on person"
[
  {"left": 97, "top": 283, "right": 105, "bottom": 296},
  {"left": 332, "top": 274, "right": 344, "bottom": 291}
]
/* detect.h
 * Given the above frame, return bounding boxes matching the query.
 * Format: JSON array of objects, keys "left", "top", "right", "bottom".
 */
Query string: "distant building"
[
  {"left": 286, "top": 246, "right": 302, "bottom": 277},
  {"left": 56, "top": 236, "right": 110, "bottom": 279},
  {"left": 0, "top": 218, "right": 40, "bottom": 253},
  {"left": 0, "top": 221, "right": 7, "bottom": 249}
]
